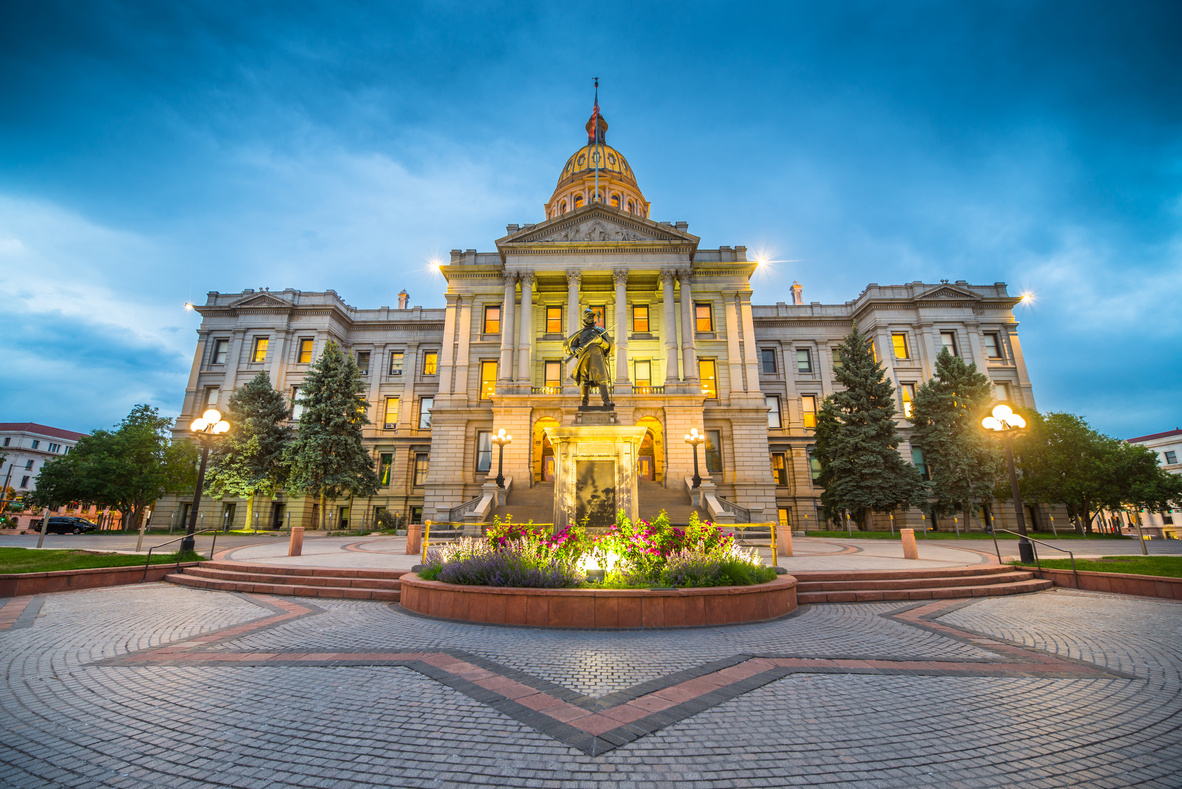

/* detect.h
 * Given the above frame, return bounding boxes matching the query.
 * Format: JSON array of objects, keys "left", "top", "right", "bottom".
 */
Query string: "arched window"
[
  {"left": 611, "top": 194, "right": 620, "bottom": 208},
  {"left": 573, "top": 195, "right": 583, "bottom": 208},
  {"left": 560, "top": 200, "right": 567, "bottom": 214},
  {"left": 627, "top": 200, "right": 635, "bottom": 213}
]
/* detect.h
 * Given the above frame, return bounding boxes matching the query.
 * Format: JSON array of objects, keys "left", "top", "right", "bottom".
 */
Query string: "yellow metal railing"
[{"left": 720, "top": 522, "right": 778, "bottom": 566}]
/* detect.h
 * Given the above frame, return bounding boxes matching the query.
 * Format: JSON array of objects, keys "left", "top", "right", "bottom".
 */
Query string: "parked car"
[{"left": 31, "top": 516, "right": 98, "bottom": 535}]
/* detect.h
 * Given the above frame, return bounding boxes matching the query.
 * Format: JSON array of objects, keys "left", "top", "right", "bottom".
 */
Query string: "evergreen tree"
[
  {"left": 204, "top": 371, "right": 295, "bottom": 528},
  {"left": 813, "top": 324, "right": 924, "bottom": 529},
  {"left": 910, "top": 348, "right": 1003, "bottom": 528},
  {"left": 284, "top": 341, "right": 379, "bottom": 528}
]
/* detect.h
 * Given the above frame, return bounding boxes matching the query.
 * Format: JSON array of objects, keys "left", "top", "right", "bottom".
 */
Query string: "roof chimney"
[
  {"left": 791, "top": 281, "right": 804, "bottom": 305},
  {"left": 397, "top": 290, "right": 409, "bottom": 309}
]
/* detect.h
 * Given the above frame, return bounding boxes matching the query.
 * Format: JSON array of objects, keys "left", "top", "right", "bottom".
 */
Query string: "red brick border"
[
  {"left": 398, "top": 574, "right": 797, "bottom": 628},
  {"left": 1030, "top": 567, "right": 1182, "bottom": 600},
  {"left": 0, "top": 562, "right": 200, "bottom": 597}
]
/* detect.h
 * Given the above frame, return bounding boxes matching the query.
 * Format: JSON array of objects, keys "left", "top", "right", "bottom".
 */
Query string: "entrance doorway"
[
  {"left": 636, "top": 416, "right": 663, "bottom": 482},
  {"left": 271, "top": 502, "right": 285, "bottom": 530},
  {"left": 533, "top": 417, "right": 559, "bottom": 482},
  {"left": 638, "top": 456, "right": 653, "bottom": 481}
]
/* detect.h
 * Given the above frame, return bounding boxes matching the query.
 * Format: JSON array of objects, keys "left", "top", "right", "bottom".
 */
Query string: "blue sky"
[{"left": 1, "top": 1, "right": 1179, "bottom": 439}]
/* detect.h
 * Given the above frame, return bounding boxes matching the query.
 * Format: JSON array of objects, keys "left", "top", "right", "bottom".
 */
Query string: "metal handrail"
[
  {"left": 142, "top": 528, "right": 218, "bottom": 582},
  {"left": 991, "top": 528, "right": 1078, "bottom": 586}
]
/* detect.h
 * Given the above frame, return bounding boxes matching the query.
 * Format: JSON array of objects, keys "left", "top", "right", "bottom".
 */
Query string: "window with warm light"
[
  {"left": 574, "top": 195, "right": 584, "bottom": 209},
  {"left": 251, "top": 337, "right": 268, "bottom": 363},
  {"left": 389, "top": 351, "right": 404, "bottom": 376},
  {"left": 483, "top": 305, "right": 501, "bottom": 334},
  {"left": 480, "top": 360, "right": 497, "bottom": 399},
  {"left": 476, "top": 431, "right": 492, "bottom": 473},
  {"left": 546, "top": 306, "right": 563, "bottom": 334},
  {"left": 940, "top": 331, "right": 959, "bottom": 356},
  {"left": 544, "top": 360, "right": 562, "bottom": 389},
  {"left": 297, "top": 338, "right": 313, "bottom": 364},
  {"left": 796, "top": 348, "right": 813, "bottom": 373},
  {"left": 383, "top": 397, "right": 399, "bottom": 429},
  {"left": 892, "top": 333, "right": 909, "bottom": 360},
  {"left": 900, "top": 383, "right": 916, "bottom": 418},
  {"left": 634, "top": 359, "right": 651, "bottom": 388},
  {"left": 413, "top": 453, "right": 429, "bottom": 486},
  {"left": 767, "top": 395, "right": 782, "bottom": 428},
  {"left": 611, "top": 194, "right": 620, "bottom": 208},
  {"left": 212, "top": 339, "right": 228, "bottom": 365},
  {"left": 771, "top": 453, "right": 788, "bottom": 486},
  {"left": 699, "top": 359, "right": 718, "bottom": 398},
  {"left": 760, "top": 349, "right": 777, "bottom": 374},
  {"left": 695, "top": 303, "right": 713, "bottom": 332},
  {"left": 423, "top": 352, "right": 438, "bottom": 376},
  {"left": 802, "top": 395, "right": 817, "bottom": 429},
  {"left": 984, "top": 332, "right": 1003, "bottom": 359},
  {"left": 632, "top": 304, "right": 649, "bottom": 333},
  {"left": 379, "top": 453, "right": 393, "bottom": 486},
  {"left": 590, "top": 305, "right": 605, "bottom": 328},
  {"left": 419, "top": 397, "right": 433, "bottom": 429}
]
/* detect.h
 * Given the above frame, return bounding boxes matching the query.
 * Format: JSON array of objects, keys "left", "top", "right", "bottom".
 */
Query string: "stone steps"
[
  {"left": 792, "top": 565, "right": 1052, "bottom": 603},
  {"left": 637, "top": 479, "right": 708, "bottom": 524},
  {"left": 491, "top": 481, "right": 555, "bottom": 525},
  {"left": 165, "top": 562, "right": 403, "bottom": 602}
]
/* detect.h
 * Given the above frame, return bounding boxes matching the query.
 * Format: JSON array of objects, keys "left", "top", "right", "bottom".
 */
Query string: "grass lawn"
[
  {"left": 1015, "top": 555, "right": 1182, "bottom": 578},
  {"left": 0, "top": 547, "right": 202, "bottom": 574},
  {"left": 800, "top": 529, "right": 1128, "bottom": 540}
]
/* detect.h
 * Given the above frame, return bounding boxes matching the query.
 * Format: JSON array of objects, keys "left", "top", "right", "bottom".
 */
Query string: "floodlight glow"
[
  {"left": 190, "top": 418, "right": 208, "bottom": 432},
  {"left": 202, "top": 408, "right": 222, "bottom": 424},
  {"left": 981, "top": 416, "right": 1002, "bottom": 431},
  {"left": 991, "top": 404, "right": 1013, "bottom": 421}
]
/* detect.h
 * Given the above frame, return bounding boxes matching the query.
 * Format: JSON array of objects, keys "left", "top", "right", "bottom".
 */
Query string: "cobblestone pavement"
[{"left": 1, "top": 584, "right": 1179, "bottom": 788}]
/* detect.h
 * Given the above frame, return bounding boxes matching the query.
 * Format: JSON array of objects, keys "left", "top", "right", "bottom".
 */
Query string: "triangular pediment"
[
  {"left": 496, "top": 204, "right": 698, "bottom": 248},
  {"left": 230, "top": 292, "right": 291, "bottom": 309},
  {"left": 917, "top": 284, "right": 981, "bottom": 301}
]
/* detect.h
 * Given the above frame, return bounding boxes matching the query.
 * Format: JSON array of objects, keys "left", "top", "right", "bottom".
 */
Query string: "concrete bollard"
[
  {"left": 288, "top": 526, "right": 304, "bottom": 557},
  {"left": 777, "top": 525, "right": 793, "bottom": 558},
  {"left": 901, "top": 528, "right": 919, "bottom": 560},
  {"left": 406, "top": 523, "right": 422, "bottom": 556}
]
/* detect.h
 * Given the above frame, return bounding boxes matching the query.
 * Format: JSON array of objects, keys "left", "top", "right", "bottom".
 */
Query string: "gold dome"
[{"left": 544, "top": 106, "right": 650, "bottom": 220}]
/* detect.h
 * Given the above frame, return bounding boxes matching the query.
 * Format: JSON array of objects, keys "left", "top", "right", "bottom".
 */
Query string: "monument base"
[
  {"left": 544, "top": 424, "right": 648, "bottom": 530},
  {"left": 574, "top": 405, "right": 618, "bottom": 426}
]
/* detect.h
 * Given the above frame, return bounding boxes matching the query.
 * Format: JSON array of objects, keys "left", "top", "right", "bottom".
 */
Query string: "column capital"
[
  {"left": 659, "top": 270, "right": 677, "bottom": 286},
  {"left": 676, "top": 268, "right": 693, "bottom": 284},
  {"left": 520, "top": 272, "right": 536, "bottom": 287},
  {"left": 566, "top": 269, "right": 582, "bottom": 285},
  {"left": 613, "top": 268, "right": 629, "bottom": 286},
  {"left": 502, "top": 271, "right": 518, "bottom": 287}
]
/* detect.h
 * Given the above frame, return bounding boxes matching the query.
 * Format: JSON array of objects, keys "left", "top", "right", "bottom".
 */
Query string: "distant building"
[
  {"left": 0, "top": 422, "right": 93, "bottom": 529},
  {"left": 1125, "top": 428, "right": 1182, "bottom": 537}
]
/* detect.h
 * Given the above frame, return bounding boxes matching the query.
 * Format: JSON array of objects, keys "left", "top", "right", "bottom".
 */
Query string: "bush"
[{"left": 421, "top": 537, "right": 580, "bottom": 588}]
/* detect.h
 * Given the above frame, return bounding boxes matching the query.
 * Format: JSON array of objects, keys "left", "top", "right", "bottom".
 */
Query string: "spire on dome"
[{"left": 586, "top": 77, "right": 607, "bottom": 144}]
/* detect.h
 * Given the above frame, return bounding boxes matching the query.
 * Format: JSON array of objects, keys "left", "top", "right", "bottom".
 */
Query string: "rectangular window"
[
  {"left": 806, "top": 447, "right": 821, "bottom": 484},
  {"left": 413, "top": 453, "right": 429, "bottom": 486},
  {"left": 379, "top": 453, "right": 393, "bottom": 486},
  {"left": 1164, "top": 451, "right": 1177, "bottom": 465},
  {"left": 47, "top": 443, "right": 60, "bottom": 453},
  {"left": 290, "top": 387, "right": 303, "bottom": 420},
  {"left": 705, "top": 430, "right": 722, "bottom": 473},
  {"left": 760, "top": 348, "right": 777, "bottom": 374},
  {"left": 544, "top": 360, "right": 562, "bottom": 389},
  {"left": 251, "top": 337, "right": 269, "bottom": 363},
  {"left": 205, "top": 386, "right": 220, "bottom": 407},
  {"left": 298, "top": 338, "right": 314, "bottom": 364},
  {"left": 900, "top": 383, "right": 916, "bottom": 418},
  {"left": 940, "top": 331, "right": 958, "bottom": 357},
  {"left": 632, "top": 304, "right": 649, "bottom": 333},
  {"left": 212, "top": 339, "right": 228, "bottom": 365},
  {"left": 892, "top": 333, "right": 909, "bottom": 360},
  {"left": 546, "top": 306, "right": 563, "bottom": 334},
  {"left": 483, "top": 305, "right": 501, "bottom": 334},
  {"left": 25, "top": 459, "right": 34, "bottom": 470},
  {"left": 699, "top": 359, "right": 718, "bottom": 398},
  {"left": 383, "top": 397, "right": 399, "bottom": 429},
  {"left": 31, "top": 440, "right": 40, "bottom": 449},
  {"left": 912, "top": 447, "right": 930, "bottom": 481},
  {"left": 476, "top": 431, "right": 492, "bottom": 473},
  {"left": 2, "top": 437, "right": 9, "bottom": 446},
  {"left": 771, "top": 452, "right": 788, "bottom": 485},
  {"left": 634, "top": 359, "right": 651, "bottom": 388},
  {"left": 20, "top": 476, "right": 29, "bottom": 488},
  {"left": 590, "top": 305, "right": 606, "bottom": 328},
  {"left": 796, "top": 348, "right": 813, "bottom": 373},
  {"left": 994, "top": 381, "right": 1012, "bottom": 403},
  {"left": 802, "top": 395, "right": 817, "bottom": 429},
  {"left": 389, "top": 351, "right": 404, "bottom": 376},
  {"left": 694, "top": 302, "right": 713, "bottom": 332},
  {"left": 419, "top": 397, "right": 433, "bottom": 429},
  {"left": 423, "top": 352, "right": 438, "bottom": 376},
  {"left": 767, "top": 394, "right": 782, "bottom": 429},
  {"left": 480, "top": 360, "right": 498, "bottom": 399},
  {"left": 355, "top": 351, "right": 370, "bottom": 375},
  {"left": 983, "top": 332, "right": 1002, "bottom": 359}
]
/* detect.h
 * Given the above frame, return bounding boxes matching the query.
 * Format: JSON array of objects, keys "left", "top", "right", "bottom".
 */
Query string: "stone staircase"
[
  {"left": 166, "top": 561, "right": 403, "bottom": 602},
  {"left": 489, "top": 479, "right": 708, "bottom": 527},
  {"left": 490, "top": 481, "right": 555, "bottom": 524},
  {"left": 637, "top": 479, "right": 707, "bottom": 524},
  {"left": 790, "top": 565, "right": 1052, "bottom": 604}
]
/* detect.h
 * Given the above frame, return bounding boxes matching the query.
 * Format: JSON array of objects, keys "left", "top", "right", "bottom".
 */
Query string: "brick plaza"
[{"left": 1, "top": 582, "right": 1179, "bottom": 788}]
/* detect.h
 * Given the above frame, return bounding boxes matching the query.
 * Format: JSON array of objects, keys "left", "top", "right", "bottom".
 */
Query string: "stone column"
[
  {"left": 661, "top": 271, "right": 679, "bottom": 384},
  {"left": 222, "top": 329, "right": 246, "bottom": 392},
  {"left": 180, "top": 332, "right": 209, "bottom": 422},
  {"left": 498, "top": 273, "right": 516, "bottom": 382},
  {"left": 613, "top": 269, "right": 630, "bottom": 385},
  {"left": 453, "top": 298, "right": 472, "bottom": 399},
  {"left": 517, "top": 272, "right": 535, "bottom": 383},
  {"left": 268, "top": 329, "right": 289, "bottom": 392},
  {"left": 724, "top": 293, "right": 743, "bottom": 395},
  {"left": 437, "top": 294, "right": 459, "bottom": 395},
  {"left": 739, "top": 292, "right": 760, "bottom": 393},
  {"left": 565, "top": 270, "right": 581, "bottom": 395},
  {"left": 678, "top": 270, "right": 698, "bottom": 381}
]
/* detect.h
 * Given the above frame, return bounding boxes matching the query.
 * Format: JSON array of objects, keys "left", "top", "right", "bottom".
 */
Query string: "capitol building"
[{"left": 158, "top": 104, "right": 1036, "bottom": 533}]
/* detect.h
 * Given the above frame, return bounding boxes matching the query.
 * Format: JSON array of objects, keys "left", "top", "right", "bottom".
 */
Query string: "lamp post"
[
  {"left": 981, "top": 403, "right": 1034, "bottom": 563},
  {"left": 183, "top": 408, "right": 230, "bottom": 554},
  {"left": 685, "top": 428, "right": 706, "bottom": 489},
  {"left": 491, "top": 428, "right": 512, "bottom": 489}
]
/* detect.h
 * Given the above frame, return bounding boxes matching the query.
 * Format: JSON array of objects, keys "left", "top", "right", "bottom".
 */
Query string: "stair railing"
[
  {"left": 991, "top": 528, "right": 1078, "bottom": 586},
  {"left": 142, "top": 528, "right": 218, "bottom": 582}
]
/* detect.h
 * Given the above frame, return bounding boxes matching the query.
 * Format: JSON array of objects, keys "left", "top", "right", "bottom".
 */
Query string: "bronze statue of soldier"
[{"left": 563, "top": 308, "right": 613, "bottom": 407}]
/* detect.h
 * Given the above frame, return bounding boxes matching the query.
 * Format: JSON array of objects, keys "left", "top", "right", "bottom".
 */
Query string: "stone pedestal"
[
  {"left": 901, "top": 528, "right": 919, "bottom": 560},
  {"left": 288, "top": 526, "right": 304, "bottom": 557},
  {"left": 545, "top": 423, "right": 648, "bottom": 530}
]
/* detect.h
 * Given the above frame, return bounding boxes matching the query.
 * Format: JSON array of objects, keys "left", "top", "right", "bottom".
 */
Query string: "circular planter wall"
[{"left": 399, "top": 574, "right": 797, "bottom": 628}]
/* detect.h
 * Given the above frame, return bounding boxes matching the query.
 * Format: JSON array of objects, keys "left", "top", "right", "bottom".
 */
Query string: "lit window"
[
  {"left": 484, "top": 305, "right": 501, "bottom": 334},
  {"left": 694, "top": 303, "right": 713, "bottom": 332},
  {"left": 205, "top": 387, "right": 220, "bottom": 407},
  {"left": 760, "top": 349, "right": 776, "bottom": 374},
  {"left": 212, "top": 339, "right": 228, "bottom": 365},
  {"left": 574, "top": 195, "right": 584, "bottom": 208},
  {"left": 771, "top": 453, "right": 788, "bottom": 486},
  {"left": 705, "top": 430, "right": 722, "bottom": 473},
  {"left": 290, "top": 387, "right": 303, "bottom": 420},
  {"left": 940, "top": 331, "right": 958, "bottom": 356},
  {"left": 251, "top": 337, "right": 268, "bottom": 363},
  {"left": 546, "top": 306, "right": 563, "bottom": 334},
  {"left": 994, "top": 381, "right": 1012, "bottom": 403},
  {"left": 544, "top": 361, "right": 562, "bottom": 389},
  {"left": 590, "top": 305, "right": 606, "bottom": 328},
  {"left": 389, "top": 351, "right": 404, "bottom": 376},
  {"left": 984, "top": 332, "right": 1002, "bottom": 359},
  {"left": 298, "top": 338, "right": 313, "bottom": 364},
  {"left": 413, "top": 453, "right": 429, "bottom": 486},
  {"left": 355, "top": 351, "right": 370, "bottom": 375},
  {"left": 632, "top": 305, "right": 649, "bottom": 333},
  {"left": 807, "top": 447, "right": 821, "bottom": 484},
  {"left": 900, "top": 383, "right": 916, "bottom": 418},
  {"left": 480, "top": 360, "right": 497, "bottom": 399},
  {"left": 1164, "top": 451, "right": 1177, "bottom": 465},
  {"left": 699, "top": 359, "right": 718, "bottom": 398},
  {"left": 802, "top": 395, "right": 817, "bottom": 429},
  {"left": 778, "top": 508, "right": 790, "bottom": 529},
  {"left": 476, "top": 432, "right": 492, "bottom": 473},
  {"left": 611, "top": 194, "right": 620, "bottom": 208},
  {"left": 423, "top": 352, "right": 438, "bottom": 376},
  {"left": 379, "top": 453, "right": 393, "bottom": 486},
  {"left": 419, "top": 397, "right": 433, "bottom": 429},
  {"left": 767, "top": 395, "right": 782, "bottom": 429},
  {"left": 628, "top": 200, "right": 635, "bottom": 213},
  {"left": 634, "top": 360, "right": 651, "bottom": 388},
  {"left": 892, "top": 333, "right": 909, "bottom": 360},
  {"left": 796, "top": 348, "right": 813, "bottom": 373},
  {"left": 383, "top": 397, "right": 399, "bottom": 429}
]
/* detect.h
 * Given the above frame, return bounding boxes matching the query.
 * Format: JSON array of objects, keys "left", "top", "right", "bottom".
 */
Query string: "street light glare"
[
  {"left": 202, "top": 408, "right": 222, "bottom": 424},
  {"left": 190, "top": 418, "right": 208, "bottom": 432},
  {"left": 991, "top": 404, "right": 1013, "bottom": 421}
]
